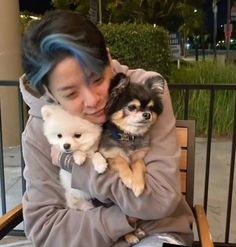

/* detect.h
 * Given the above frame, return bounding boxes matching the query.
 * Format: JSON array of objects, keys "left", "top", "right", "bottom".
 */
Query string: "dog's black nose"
[
  {"left": 63, "top": 143, "right": 71, "bottom": 150},
  {"left": 143, "top": 112, "right": 151, "bottom": 120}
]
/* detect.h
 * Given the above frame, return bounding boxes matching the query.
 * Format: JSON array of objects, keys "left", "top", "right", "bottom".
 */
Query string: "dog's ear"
[
  {"left": 41, "top": 105, "right": 55, "bottom": 120},
  {"left": 106, "top": 73, "right": 130, "bottom": 113},
  {"left": 145, "top": 75, "right": 165, "bottom": 95},
  {"left": 109, "top": 73, "right": 130, "bottom": 93},
  {"left": 145, "top": 76, "right": 164, "bottom": 115}
]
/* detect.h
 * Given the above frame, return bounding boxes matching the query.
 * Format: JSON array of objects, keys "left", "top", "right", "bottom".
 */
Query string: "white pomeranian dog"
[{"left": 41, "top": 104, "right": 107, "bottom": 211}]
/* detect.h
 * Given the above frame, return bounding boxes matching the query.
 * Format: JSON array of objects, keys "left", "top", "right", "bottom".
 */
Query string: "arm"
[
  {"left": 22, "top": 117, "right": 133, "bottom": 247},
  {"left": 69, "top": 76, "right": 182, "bottom": 220}
]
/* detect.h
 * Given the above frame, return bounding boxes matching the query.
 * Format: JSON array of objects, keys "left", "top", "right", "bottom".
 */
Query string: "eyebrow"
[
  {"left": 56, "top": 71, "right": 101, "bottom": 92},
  {"left": 57, "top": 85, "right": 78, "bottom": 92}
]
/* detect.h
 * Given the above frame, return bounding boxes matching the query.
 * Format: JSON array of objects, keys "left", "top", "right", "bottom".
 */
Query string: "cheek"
[
  {"left": 60, "top": 100, "right": 83, "bottom": 116},
  {"left": 99, "top": 79, "right": 110, "bottom": 99},
  {"left": 152, "top": 113, "right": 158, "bottom": 123}
]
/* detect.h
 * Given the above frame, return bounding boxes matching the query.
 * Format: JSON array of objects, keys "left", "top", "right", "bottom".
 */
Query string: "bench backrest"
[{"left": 176, "top": 120, "right": 195, "bottom": 209}]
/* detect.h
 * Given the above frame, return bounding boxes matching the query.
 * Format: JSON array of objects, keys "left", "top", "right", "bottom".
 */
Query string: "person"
[{"left": 20, "top": 10, "right": 194, "bottom": 247}]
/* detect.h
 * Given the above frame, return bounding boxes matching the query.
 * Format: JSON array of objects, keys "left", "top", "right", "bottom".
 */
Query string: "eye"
[
  {"left": 148, "top": 106, "right": 154, "bottom": 111},
  {"left": 57, "top": 134, "right": 62, "bottom": 138},
  {"left": 127, "top": 104, "right": 137, "bottom": 111},
  {"left": 93, "top": 77, "right": 103, "bottom": 85},
  {"left": 64, "top": 92, "right": 77, "bottom": 99},
  {"left": 74, "top": 133, "right": 81, "bottom": 138}
]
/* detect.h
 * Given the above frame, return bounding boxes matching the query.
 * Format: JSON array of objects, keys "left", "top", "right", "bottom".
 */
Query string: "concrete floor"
[{"left": 0, "top": 138, "right": 235, "bottom": 245}]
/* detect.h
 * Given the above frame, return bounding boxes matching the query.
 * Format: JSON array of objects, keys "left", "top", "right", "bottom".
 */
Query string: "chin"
[{"left": 86, "top": 114, "right": 106, "bottom": 125}]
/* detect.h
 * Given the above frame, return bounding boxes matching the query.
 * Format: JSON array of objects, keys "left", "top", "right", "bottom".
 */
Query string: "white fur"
[{"left": 41, "top": 104, "right": 108, "bottom": 211}]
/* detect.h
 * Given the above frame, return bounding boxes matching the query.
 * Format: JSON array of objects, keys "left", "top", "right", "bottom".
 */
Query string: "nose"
[
  {"left": 143, "top": 112, "right": 151, "bottom": 120},
  {"left": 63, "top": 143, "right": 71, "bottom": 150},
  {"left": 83, "top": 87, "right": 100, "bottom": 108}
]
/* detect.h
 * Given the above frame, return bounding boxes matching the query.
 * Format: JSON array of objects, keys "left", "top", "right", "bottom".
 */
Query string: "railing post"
[
  {"left": 204, "top": 89, "right": 215, "bottom": 212},
  {"left": 225, "top": 94, "right": 236, "bottom": 243},
  {"left": 0, "top": 101, "right": 6, "bottom": 214}
]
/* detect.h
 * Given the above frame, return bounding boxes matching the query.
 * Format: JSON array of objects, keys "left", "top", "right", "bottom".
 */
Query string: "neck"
[{"left": 105, "top": 121, "right": 149, "bottom": 139}]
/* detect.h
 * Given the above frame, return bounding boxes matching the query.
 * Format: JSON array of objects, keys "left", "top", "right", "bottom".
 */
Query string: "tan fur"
[
  {"left": 108, "top": 150, "right": 147, "bottom": 197},
  {"left": 109, "top": 155, "right": 146, "bottom": 245},
  {"left": 131, "top": 159, "right": 146, "bottom": 197},
  {"left": 108, "top": 155, "right": 133, "bottom": 189}
]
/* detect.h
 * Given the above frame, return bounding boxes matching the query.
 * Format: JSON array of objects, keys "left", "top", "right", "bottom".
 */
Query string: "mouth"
[
  {"left": 86, "top": 107, "right": 105, "bottom": 117},
  {"left": 133, "top": 121, "right": 149, "bottom": 126}
]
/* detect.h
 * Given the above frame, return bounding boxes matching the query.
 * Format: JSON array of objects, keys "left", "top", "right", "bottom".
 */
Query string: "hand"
[{"left": 50, "top": 146, "right": 62, "bottom": 167}]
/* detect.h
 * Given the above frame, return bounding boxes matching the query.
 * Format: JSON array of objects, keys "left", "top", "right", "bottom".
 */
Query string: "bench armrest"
[
  {"left": 194, "top": 204, "right": 214, "bottom": 247},
  {"left": 0, "top": 203, "right": 23, "bottom": 239}
]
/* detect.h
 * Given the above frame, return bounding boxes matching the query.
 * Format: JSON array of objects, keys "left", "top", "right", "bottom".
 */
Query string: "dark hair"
[{"left": 22, "top": 10, "right": 109, "bottom": 93}]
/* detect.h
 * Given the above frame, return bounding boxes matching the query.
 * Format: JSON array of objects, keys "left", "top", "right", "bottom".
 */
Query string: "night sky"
[
  {"left": 19, "top": 0, "right": 228, "bottom": 30},
  {"left": 19, "top": 0, "right": 54, "bottom": 14}
]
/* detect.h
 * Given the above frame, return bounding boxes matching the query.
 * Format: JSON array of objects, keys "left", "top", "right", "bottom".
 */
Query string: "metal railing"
[
  {"left": 169, "top": 83, "right": 236, "bottom": 247},
  {"left": 0, "top": 80, "right": 26, "bottom": 237},
  {"left": 0, "top": 80, "right": 236, "bottom": 246}
]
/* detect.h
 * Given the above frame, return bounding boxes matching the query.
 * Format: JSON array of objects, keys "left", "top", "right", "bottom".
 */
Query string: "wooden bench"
[{"left": 0, "top": 120, "right": 214, "bottom": 247}]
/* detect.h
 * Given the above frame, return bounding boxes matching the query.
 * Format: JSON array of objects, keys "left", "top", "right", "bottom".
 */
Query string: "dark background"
[
  {"left": 18, "top": 0, "right": 228, "bottom": 34},
  {"left": 19, "top": 0, "right": 54, "bottom": 14}
]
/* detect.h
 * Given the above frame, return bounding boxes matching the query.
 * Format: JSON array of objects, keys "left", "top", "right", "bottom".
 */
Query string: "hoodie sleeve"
[
  {"left": 22, "top": 117, "right": 133, "bottom": 247},
  {"left": 70, "top": 61, "right": 182, "bottom": 220}
]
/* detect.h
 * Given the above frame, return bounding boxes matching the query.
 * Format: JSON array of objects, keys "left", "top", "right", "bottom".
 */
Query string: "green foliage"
[
  {"left": 99, "top": 23, "right": 171, "bottom": 79},
  {"left": 170, "top": 62, "right": 236, "bottom": 137}
]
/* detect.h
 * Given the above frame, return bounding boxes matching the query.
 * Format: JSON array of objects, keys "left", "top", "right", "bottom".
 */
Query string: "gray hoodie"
[{"left": 20, "top": 59, "right": 194, "bottom": 247}]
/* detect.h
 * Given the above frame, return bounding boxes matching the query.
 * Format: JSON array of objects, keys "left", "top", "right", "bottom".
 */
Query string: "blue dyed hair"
[
  {"left": 22, "top": 10, "right": 109, "bottom": 94},
  {"left": 28, "top": 34, "right": 106, "bottom": 88}
]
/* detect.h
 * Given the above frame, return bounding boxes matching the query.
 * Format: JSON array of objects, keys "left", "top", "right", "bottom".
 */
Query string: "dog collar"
[
  {"left": 105, "top": 122, "right": 138, "bottom": 142},
  {"left": 110, "top": 130, "right": 137, "bottom": 142}
]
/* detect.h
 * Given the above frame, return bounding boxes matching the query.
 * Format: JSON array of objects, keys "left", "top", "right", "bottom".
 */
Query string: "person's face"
[{"left": 48, "top": 57, "right": 112, "bottom": 124}]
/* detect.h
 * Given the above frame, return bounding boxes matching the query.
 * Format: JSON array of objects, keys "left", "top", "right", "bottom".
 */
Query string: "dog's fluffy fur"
[
  {"left": 100, "top": 73, "right": 163, "bottom": 197},
  {"left": 41, "top": 104, "right": 107, "bottom": 211},
  {"left": 99, "top": 73, "right": 163, "bottom": 245}
]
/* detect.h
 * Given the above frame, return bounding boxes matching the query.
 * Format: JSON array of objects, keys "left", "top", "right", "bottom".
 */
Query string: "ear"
[
  {"left": 145, "top": 75, "right": 165, "bottom": 94},
  {"left": 41, "top": 105, "right": 54, "bottom": 120},
  {"left": 106, "top": 73, "right": 130, "bottom": 113},
  {"left": 153, "top": 96, "right": 163, "bottom": 115},
  {"left": 109, "top": 73, "right": 130, "bottom": 93}
]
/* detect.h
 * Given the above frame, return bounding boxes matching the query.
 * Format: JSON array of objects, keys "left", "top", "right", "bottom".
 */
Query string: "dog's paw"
[
  {"left": 131, "top": 179, "right": 145, "bottom": 197},
  {"left": 79, "top": 201, "right": 95, "bottom": 211},
  {"left": 120, "top": 172, "right": 133, "bottom": 189},
  {"left": 124, "top": 233, "right": 140, "bottom": 245},
  {"left": 92, "top": 152, "right": 108, "bottom": 174},
  {"left": 73, "top": 151, "right": 86, "bottom": 165},
  {"left": 134, "top": 227, "right": 146, "bottom": 240}
]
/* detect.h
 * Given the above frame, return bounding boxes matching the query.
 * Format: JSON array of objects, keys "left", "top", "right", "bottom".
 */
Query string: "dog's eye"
[
  {"left": 148, "top": 106, "right": 154, "bottom": 111},
  {"left": 57, "top": 134, "right": 62, "bottom": 138},
  {"left": 74, "top": 133, "right": 81, "bottom": 138},
  {"left": 127, "top": 104, "right": 136, "bottom": 111}
]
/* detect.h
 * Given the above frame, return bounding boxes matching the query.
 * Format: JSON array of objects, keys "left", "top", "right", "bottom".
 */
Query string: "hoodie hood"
[{"left": 19, "top": 74, "right": 57, "bottom": 118}]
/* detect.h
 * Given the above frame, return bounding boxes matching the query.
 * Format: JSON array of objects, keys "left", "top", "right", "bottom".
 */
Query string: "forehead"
[
  {"left": 128, "top": 99, "right": 141, "bottom": 106},
  {"left": 127, "top": 99, "right": 154, "bottom": 108},
  {"left": 48, "top": 57, "right": 110, "bottom": 91},
  {"left": 48, "top": 57, "right": 86, "bottom": 89}
]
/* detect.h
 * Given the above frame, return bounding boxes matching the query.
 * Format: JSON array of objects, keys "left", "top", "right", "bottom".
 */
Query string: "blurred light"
[
  {"left": 153, "top": 24, "right": 156, "bottom": 27},
  {"left": 20, "top": 14, "right": 40, "bottom": 20},
  {"left": 194, "top": 9, "right": 197, "bottom": 13}
]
